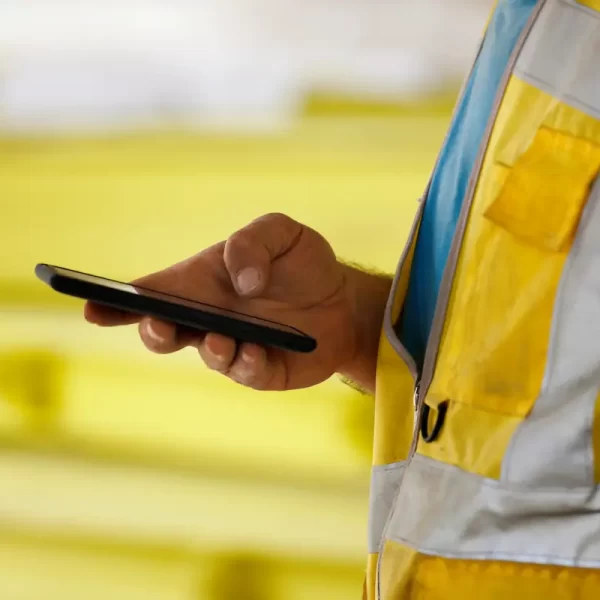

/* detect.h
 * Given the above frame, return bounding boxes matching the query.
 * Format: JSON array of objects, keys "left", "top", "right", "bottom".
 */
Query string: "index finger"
[
  {"left": 83, "top": 263, "right": 191, "bottom": 327},
  {"left": 83, "top": 265, "right": 174, "bottom": 327},
  {"left": 84, "top": 300, "right": 142, "bottom": 326},
  {"left": 82, "top": 248, "right": 225, "bottom": 327}
]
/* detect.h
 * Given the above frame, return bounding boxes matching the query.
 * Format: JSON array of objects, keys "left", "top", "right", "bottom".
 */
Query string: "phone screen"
[{"left": 51, "top": 266, "right": 304, "bottom": 335}]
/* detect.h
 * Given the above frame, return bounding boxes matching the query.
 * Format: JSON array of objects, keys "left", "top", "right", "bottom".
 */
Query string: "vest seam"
[
  {"left": 372, "top": 461, "right": 407, "bottom": 473},
  {"left": 384, "top": 533, "right": 600, "bottom": 568},
  {"left": 514, "top": 71, "right": 600, "bottom": 120},
  {"left": 568, "top": 0, "right": 600, "bottom": 18},
  {"left": 415, "top": 453, "right": 600, "bottom": 495}
]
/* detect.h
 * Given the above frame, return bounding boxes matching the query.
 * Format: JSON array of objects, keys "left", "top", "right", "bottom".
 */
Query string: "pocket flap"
[{"left": 484, "top": 127, "right": 600, "bottom": 252}]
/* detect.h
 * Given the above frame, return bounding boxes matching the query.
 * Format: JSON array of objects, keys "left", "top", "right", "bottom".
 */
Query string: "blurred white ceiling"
[{"left": 0, "top": 0, "right": 494, "bottom": 133}]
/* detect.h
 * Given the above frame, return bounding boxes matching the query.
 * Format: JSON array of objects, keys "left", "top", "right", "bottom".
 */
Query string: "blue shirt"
[{"left": 398, "top": 0, "right": 537, "bottom": 369}]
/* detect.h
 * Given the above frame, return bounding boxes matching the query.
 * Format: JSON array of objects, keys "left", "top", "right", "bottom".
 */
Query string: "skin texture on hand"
[{"left": 85, "top": 213, "right": 391, "bottom": 393}]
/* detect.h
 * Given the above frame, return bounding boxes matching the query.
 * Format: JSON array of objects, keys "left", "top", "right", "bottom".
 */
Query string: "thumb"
[{"left": 223, "top": 213, "right": 304, "bottom": 297}]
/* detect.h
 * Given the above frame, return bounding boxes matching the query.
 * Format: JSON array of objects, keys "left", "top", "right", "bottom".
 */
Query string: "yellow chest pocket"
[
  {"left": 418, "top": 120, "right": 600, "bottom": 480},
  {"left": 485, "top": 127, "right": 600, "bottom": 253},
  {"left": 427, "top": 125, "right": 600, "bottom": 425}
]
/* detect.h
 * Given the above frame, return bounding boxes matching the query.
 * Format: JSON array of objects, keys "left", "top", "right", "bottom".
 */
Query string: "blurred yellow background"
[{"left": 0, "top": 1, "right": 490, "bottom": 598}]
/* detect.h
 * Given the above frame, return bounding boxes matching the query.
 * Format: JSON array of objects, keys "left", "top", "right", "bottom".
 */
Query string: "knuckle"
[
  {"left": 226, "top": 213, "right": 301, "bottom": 268},
  {"left": 226, "top": 230, "right": 253, "bottom": 250},
  {"left": 261, "top": 212, "right": 299, "bottom": 236},
  {"left": 260, "top": 212, "right": 293, "bottom": 225},
  {"left": 251, "top": 212, "right": 299, "bottom": 238},
  {"left": 224, "top": 234, "right": 260, "bottom": 267}
]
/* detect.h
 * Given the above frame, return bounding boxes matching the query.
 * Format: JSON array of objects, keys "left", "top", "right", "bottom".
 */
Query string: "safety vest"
[{"left": 368, "top": 1, "right": 600, "bottom": 598}]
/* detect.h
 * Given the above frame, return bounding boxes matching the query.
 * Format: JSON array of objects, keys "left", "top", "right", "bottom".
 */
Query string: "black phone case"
[{"left": 35, "top": 264, "right": 317, "bottom": 353}]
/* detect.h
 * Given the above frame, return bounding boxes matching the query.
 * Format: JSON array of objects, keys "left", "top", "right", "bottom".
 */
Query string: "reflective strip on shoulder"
[
  {"left": 385, "top": 454, "right": 600, "bottom": 567},
  {"left": 368, "top": 462, "right": 406, "bottom": 553},
  {"left": 501, "top": 175, "right": 600, "bottom": 488},
  {"left": 514, "top": 0, "right": 600, "bottom": 119}
]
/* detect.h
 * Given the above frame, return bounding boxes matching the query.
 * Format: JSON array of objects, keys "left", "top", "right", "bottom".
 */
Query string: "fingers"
[
  {"left": 224, "top": 213, "right": 303, "bottom": 297},
  {"left": 138, "top": 323, "right": 285, "bottom": 390},
  {"left": 84, "top": 301, "right": 142, "bottom": 326},
  {"left": 197, "top": 333, "right": 238, "bottom": 371},
  {"left": 198, "top": 333, "right": 284, "bottom": 390},
  {"left": 138, "top": 317, "right": 198, "bottom": 354},
  {"left": 137, "top": 325, "right": 284, "bottom": 390},
  {"left": 83, "top": 256, "right": 207, "bottom": 328},
  {"left": 90, "top": 303, "right": 285, "bottom": 389},
  {"left": 84, "top": 212, "right": 303, "bottom": 328}
]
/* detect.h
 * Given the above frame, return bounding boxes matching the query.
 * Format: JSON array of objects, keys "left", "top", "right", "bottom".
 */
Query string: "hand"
[{"left": 85, "top": 213, "right": 364, "bottom": 391}]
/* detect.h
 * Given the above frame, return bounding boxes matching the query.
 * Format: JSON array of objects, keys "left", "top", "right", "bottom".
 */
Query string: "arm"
[
  {"left": 338, "top": 264, "right": 392, "bottom": 393},
  {"left": 86, "top": 214, "right": 392, "bottom": 394}
]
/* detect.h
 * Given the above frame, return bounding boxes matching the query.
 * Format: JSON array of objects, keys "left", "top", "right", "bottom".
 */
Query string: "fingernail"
[
  {"left": 206, "top": 346, "right": 225, "bottom": 363},
  {"left": 236, "top": 267, "right": 261, "bottom": 295},
  {"left": 241, "top": 348, "right": 255, "bottom": 364},
  {"left": 146, "top": 321, "right": 164, "bottom": 344}
]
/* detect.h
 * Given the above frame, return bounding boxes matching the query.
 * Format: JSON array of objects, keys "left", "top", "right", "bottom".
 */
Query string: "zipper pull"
[
  {"left": 409, "top": 381, "right": 423, "bottom": 456},
  {"left": 412, "top": 381, "right": 421, "bottom": 410}
]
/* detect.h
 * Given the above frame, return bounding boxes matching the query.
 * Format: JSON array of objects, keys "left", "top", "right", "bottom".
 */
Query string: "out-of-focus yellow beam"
[
  {"left": 0, "top": 309, "right": 372, "bottom": 485},
  {"left": 0, "top": 449, "right": 368, "bottom": 562},
  {"left": 0, "top": 117, "right": 444, "bottom": 300}
]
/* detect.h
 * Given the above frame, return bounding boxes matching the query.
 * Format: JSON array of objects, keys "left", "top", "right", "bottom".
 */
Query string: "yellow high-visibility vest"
[{"left": 368, "top": 1, "right": 600, "bottom": 597}]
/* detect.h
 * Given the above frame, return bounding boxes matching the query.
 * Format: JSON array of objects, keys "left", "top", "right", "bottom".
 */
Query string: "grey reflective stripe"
[
  {"left": 368, "top": 462, "right": 405, "bottom": 553},
  {"left": 514, "top": 0, "right": 600, "bottom": 119},
  {"left": 502, "top": 176, "right": 600, "bottom": 488},
  {"left": 386, "top": 454, "right": 600, "bottom": 567}
]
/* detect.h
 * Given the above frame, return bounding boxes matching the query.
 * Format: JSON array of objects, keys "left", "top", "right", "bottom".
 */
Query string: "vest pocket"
[
  {"left": 484, "top": 127, "right": 600, "bottom": 253},
  {"left": 469, "top": 126, "right": 600, "bottom": 419},
  {"left": 429, "top": 127, "right": 600, "bottom": 422}
]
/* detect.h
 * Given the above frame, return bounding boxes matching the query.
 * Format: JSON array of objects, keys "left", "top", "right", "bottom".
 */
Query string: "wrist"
[{"left": 337, "top": 262, "right": 392, "bottom": 393}]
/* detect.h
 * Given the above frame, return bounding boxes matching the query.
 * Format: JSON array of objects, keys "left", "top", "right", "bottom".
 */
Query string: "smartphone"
[{"left": 35, "top": 264, "right": 317, "bottom": 353}]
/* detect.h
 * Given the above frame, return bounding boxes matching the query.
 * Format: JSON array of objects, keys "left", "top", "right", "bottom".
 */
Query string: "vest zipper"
[
  {"left": 407, "top": 0, "right": 547, "bottom": 461},
  {"left": 412, "top": 381, "right": 421, "bottom": 411},
  {"left": 381, "top": 19, "right": 490, "bottom": 429},
  {"left": 376, "top": 4, "right": 547, "bottom": 598}
]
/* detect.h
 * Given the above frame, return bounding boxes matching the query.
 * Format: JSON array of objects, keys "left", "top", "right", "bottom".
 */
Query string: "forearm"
[{"left": 337, "top": 263, "right": 392, "bottom": 393}]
